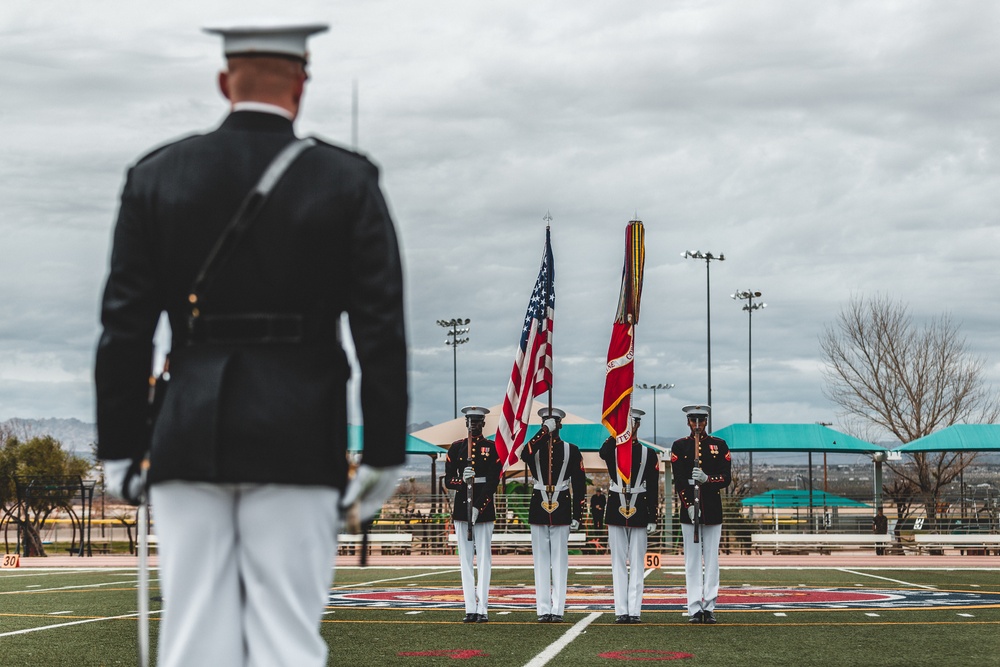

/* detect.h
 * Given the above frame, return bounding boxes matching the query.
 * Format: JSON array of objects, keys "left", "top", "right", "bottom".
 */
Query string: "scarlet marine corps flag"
[
  {"left": 601, "top": 219, "right": 645, "bottom": 483},
  {"left": 495, "top": 225, "right": 555, "bottom": 470}
]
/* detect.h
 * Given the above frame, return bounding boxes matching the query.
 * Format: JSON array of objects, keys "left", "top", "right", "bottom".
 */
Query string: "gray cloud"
[{"left": 1, "top": 1, "right": 997, "bottom": 443}]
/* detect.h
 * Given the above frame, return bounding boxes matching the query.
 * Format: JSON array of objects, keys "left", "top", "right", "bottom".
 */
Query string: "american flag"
[{"left": 495, "top": 227, "right": 555, "bottom": 470}]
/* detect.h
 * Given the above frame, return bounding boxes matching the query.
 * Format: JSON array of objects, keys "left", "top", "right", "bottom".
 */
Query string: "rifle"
[
  {"left": 692, "top": 429, "right": 702, "bottom": 544},
  {"left": 466, "top": 428, "right": 475, "bottom": 542}
]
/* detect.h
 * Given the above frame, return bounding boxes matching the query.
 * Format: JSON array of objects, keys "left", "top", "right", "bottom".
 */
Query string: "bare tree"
[{"left": 820, "top": 294, "right": 999, "bottom": 525}]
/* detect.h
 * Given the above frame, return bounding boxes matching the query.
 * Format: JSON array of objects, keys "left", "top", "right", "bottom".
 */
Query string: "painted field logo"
[{"left": 327, "top": 586, "right": 1000, "bottom": 612}]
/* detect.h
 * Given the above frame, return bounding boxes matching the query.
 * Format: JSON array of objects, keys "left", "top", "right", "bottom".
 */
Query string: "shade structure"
[
  {"left": 347, "top": 425, "right": 445, "bottom": 455},
  {"left": 408, "top": 400, "right": 590, "bottom": 447},
  {"left": 741, "top": 489, "right": 870, "bottom": 508},
  {"left": 894, "top": 424, "right": 1000, "bottom": 453},
  {"left": 711, "top": 423, "right": 885, "bottom": 453}
]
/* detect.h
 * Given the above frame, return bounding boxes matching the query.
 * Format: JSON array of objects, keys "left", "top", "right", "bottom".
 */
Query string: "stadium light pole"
[
  {"left": 437, "top": 318, "right": 470, "bottom": 419},
  {"left": 732, "top": 289, "right": 765, "bottom": 499},
  {"left": 682, "top": 250, "right": 725, "bottom": 431},
  {"left": 731, "top": 290, "right": 766, "bottom": 423},
  {"left": 637, "top": 383, "right": 675, "bottom": 446}
]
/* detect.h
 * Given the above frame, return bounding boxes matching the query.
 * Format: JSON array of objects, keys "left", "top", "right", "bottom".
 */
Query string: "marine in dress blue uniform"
[
  {"left": 599, "top": 409, "right": 659, "bottom": 624},
  {"left": 671, "top": 405, "right": 732, "bottom": 624},
  {"left": 95, "top": 24, "right": 407, "bottom": 667},
  {"left": 520, "top": 407, "right": 587, "bottom": 622},
  {"left": 444, "top": 406, "right": 501, "bottom": 622}
]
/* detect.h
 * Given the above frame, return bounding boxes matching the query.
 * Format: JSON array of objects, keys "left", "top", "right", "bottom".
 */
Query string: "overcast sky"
[{"left": 1, "top": 1, "right": 997, "bottom": 447}]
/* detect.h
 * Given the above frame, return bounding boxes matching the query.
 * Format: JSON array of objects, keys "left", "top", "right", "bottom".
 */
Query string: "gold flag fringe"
[{"left": 615, "top": 219, "right": 645, "bottom": 324}]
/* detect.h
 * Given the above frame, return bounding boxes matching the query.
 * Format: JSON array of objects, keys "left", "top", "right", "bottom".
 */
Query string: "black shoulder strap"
[{"left": 187, "top": 137, "right": 316, "bottom": 325}]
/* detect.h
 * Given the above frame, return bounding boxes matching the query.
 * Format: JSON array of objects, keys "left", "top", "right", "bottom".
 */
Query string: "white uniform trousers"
[
  {"left": 150, "top": 481, "right": 339, "bottom": 667},
  {"left": 680, "top": 523, "right": 722, "bottom": 616},
  {"left": 607, "top": 524, "right": 647, "bottom": 618},
  {"left": 530, "top": 524, "right": 570, "bottom": 617},
  {"left": 454, "top": 520, "right": 494, "bottom": 615}
]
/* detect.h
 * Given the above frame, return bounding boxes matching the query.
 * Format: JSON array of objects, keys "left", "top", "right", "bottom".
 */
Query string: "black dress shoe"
[
  {"left": 688, "top": 611, "right": 704, "bottom": 624},
  {"left": 463, "top": 613, "right": 478, "bottom": 623},
  {"left": 629, "top": 616, "right": 641, "bottom": 624},
  {"left": 615, "top": 615, "right": 630, "bottom": 624},
  {"left": 550, "top": 615, "right": 564, "bottom": 623},
  {"left": 476, "top": 614, "right": 489, "bottom": 623},
  {"left": 702, "top": 611, "right": 717, "bottom": 624}
]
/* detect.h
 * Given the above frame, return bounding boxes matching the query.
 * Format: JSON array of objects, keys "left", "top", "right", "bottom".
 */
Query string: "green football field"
[{"left": 2, "top": 564, "right": 999, "bottom": 666}]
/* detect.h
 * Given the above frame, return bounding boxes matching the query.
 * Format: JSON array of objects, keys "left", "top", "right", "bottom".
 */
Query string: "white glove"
[
  {"left": 341, "top": 464, "right": 402, "bottom": 532},
  {"left": 542, "top": 418, "right": 557, "bottom": 433},
  {"left": 570, "top": 519, "right": 580, "bottom": 531},
  {"left": 691, "top": 467, "right": 709, "bottom": 484},
  {"left": 471, "top": 507, "right": 480, "bottom": 524},
  {"left": 103, "top": 459, "right": 146, "bottom": 506},
  {"left": 647, "top": 523, "right": 657, "bottom": 535},
  {"left": 687, "top": 506, "right": 696, "bottom": 523},
  {"left": 462, "top": 466, "right": 476, "bottom": 483}
]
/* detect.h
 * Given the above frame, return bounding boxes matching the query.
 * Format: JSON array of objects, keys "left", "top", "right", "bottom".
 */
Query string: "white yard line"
[
  {"left": 838, "top": 568, "right": 937, "bottom": 590},
  {"left": 0, "top": 579, "right": 147, "bottom": 595},
  {"left": 331, "top": 568, "right": 459, "bottom": 590},
  {"left": 0, "top": 609, "right": 162, "bottom": 639},
  {"left": 522, "top": 612, "right": 602, "bottom": 667}
]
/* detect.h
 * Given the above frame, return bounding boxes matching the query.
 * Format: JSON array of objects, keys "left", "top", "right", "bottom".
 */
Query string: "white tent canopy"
[{"left": 409, "top": 400, "right": 591, "bottom": 447}]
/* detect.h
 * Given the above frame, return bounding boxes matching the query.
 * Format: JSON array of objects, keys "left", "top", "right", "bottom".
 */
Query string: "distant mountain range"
[{"left": 2, "top": 418, "right": 97, "bottom": 455}]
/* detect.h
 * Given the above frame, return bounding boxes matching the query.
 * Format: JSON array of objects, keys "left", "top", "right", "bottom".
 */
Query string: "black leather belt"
[{"left": 189, "top": 313, "right": 305, "bottom": 344}]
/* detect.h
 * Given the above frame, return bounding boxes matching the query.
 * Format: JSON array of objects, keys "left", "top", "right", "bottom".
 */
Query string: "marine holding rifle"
[
  {"left": 445, "top": 406, "right": 501, "bottom": 623},
  {"left": 671, "top": 405, "right": 732, "bottom": 624},
  {"left": 520, "top": 407, "right": 587, "bottom": 623}
]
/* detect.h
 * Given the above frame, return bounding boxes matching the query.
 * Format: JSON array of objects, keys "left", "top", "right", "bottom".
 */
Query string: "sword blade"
[{"left": 137, "top": 502, "right": 150, "bottom": 667}]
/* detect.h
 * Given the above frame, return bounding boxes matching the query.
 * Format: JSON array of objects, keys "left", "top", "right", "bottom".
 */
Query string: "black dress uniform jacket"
[
  {"left": 445, "top": 435, "right": 501, "bottom": 523},
  {"left": 520, "top": 434, "right": 586, "bottom": 526},
  {"left": 599, "top": 436, "right": 659, "bottom": 527},
  {"left": 671, "top": 434, "right": 732, "bottom": 525},
  {"left": 95, "top": 111, "right": 408, "bottom": 490}
]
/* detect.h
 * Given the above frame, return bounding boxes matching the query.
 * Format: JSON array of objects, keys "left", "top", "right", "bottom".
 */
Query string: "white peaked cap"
[
  {"left": 461, "top": 406, "right": 490, "bottom": 419},
  {"left": 204, "top": 23, "right": 329, "bottom": 62}
]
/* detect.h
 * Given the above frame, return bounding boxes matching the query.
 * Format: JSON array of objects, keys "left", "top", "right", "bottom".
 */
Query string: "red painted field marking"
[
  {"left": 398, "top": 649, "right": 488, "bottom": 659},
  {"left": 597, "top": 649, "right": 694, "bottom": 661}
]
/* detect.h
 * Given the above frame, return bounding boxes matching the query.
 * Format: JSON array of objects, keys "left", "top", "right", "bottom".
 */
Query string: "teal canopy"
[
  {"left": 348, "top": 426, "right": 445, "bottom": 455},
  {"left": 894, "top": 424, "right": 1000, "bottom": 453},
  {"left": 741, "top": 489, "right": 870, "bottom": 508},
  {"left": 711, "top": 423, "right": 884, "bottom": 453}
]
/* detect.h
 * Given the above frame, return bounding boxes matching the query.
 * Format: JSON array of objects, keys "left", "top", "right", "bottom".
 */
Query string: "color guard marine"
[
  {"left": 445, "top": 406, "right": 501, "bottom": 623},
  {"left": 599, "top": 408, "right": 659, "bottom": 624},
  {"left": 520, "top": 407, "right": 587, "bottom": 622}
]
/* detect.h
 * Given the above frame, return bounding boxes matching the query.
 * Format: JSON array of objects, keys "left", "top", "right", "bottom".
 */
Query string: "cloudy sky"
[{"left": 1, "top": 1, "right": 997, "bottom": 446}]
